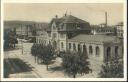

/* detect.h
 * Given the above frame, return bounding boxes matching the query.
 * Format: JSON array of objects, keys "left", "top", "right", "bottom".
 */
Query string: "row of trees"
[
  {"left": 4, "top": 29, "right": 18, "bottom": 50},
  {"left": 31, "top": 43, "right": 123, "bottom": 78},
  {"left": 31, "top": 43, "right": 91, "bottom": 78},
  {"left": 31, "top": 43, "right": 56, "bottom": 70}
]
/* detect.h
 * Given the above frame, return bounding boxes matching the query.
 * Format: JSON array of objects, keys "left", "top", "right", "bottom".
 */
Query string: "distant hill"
[
  {"left": 4, "top": 20, "right": 36, "bottom": 25},
  {"left": 4, "top": 20, "right": 49, "bottom": 30}
]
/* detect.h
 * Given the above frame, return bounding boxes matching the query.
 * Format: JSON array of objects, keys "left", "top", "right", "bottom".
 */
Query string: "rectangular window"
[
  {"left": 69, "top": 43, "right": 71, "bottom": 49},
  {"left": 60, "top": 33, "right": 65, "bottom": 38},
  {"left": 53, "top": 33, "right": 57, "bottom": 38},
  {"left": 61, "top": 42, "right": 64, "bottom": 48},
  {"left": 48, "top": 33, "right": 51, "bottom": 37},
  {"left": 73, "top": 43, "right": 76, "bottom": 50},
  {"left": 53, "top": 26, "right": 56, "bottom": 30}
]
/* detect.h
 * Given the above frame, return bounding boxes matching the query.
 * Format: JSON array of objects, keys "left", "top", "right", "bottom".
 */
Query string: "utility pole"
[
  {"left": 105, "top": 12, "right": 107, "bottom": 27},
  {"left": 70, "top": 12, "right": 71, "bottom": 15},
  {"left": 21, "top": 24, "right": 23, "bottom": 55}
]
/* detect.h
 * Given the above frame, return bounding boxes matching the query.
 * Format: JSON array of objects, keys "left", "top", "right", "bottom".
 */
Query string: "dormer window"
[
  {"left": 77, "top": 24, "right": 81, "bottom": 29},
  {"left": 60, "top": 23, "right": 64, "bottom": 29},
  {"left": 61, "top": 25, "right": 63, "bottom": 29},
  {"left": 53, "top": 33, "right": 57, "bottom": 38},
  {"left": 48, "top": 33, "right": 51, "bottom": 37},
  {"left": 53, "top": 26, "right": 56, "bottom": 30},
  {"left": 77, "top": 24, "right": 80, "bottom": 27},
  {"left": 77, "top": 27, "right": 81, "bottom": 29}
]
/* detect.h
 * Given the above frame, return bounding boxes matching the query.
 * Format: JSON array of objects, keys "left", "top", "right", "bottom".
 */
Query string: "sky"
[{"left": 4, "top": 3, "right": 123, "bottom": 25}]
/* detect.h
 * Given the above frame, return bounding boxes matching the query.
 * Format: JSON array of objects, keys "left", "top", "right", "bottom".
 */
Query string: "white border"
[
  {"left": 1, "top": 0, "right": 4, "bottom": 81},
  {"left": 3, "top": 0, "right": 125, "bottom": 3},
  {"left": 1, "top": 0, "right": 127, "bottom": 81}
]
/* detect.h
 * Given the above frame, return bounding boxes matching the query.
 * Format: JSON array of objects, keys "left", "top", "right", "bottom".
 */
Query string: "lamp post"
[{"left": 21, "top": 24, "right": 23, "bottom": 55}]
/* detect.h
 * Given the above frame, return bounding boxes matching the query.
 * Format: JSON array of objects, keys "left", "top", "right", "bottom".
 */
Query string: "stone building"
[
  {"left": 36, "top": 14, "right": 123, "bottom": 72},
  {"left": 116, "top": 22, "right": 123, "bottom": 38},
  {"left": 91, "top": 26, "right": 117, "bottom": 35},
  {"left": 15, "top": 25, "right": 32, "bottom": 38}
]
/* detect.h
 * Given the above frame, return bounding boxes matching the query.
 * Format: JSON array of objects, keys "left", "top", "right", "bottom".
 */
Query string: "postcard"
[{"left": 0, "top": 0, "right": 127, "bottom": 81}]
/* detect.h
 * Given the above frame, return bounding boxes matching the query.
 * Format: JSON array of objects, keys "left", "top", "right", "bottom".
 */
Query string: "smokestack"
[{"left": 105, "top": 12, "right": 107, "bottom": 27}]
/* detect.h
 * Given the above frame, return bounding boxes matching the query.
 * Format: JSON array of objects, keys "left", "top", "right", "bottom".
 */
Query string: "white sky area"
[{"left": 4, "top": 3, "right": 123, "bottom": 25}]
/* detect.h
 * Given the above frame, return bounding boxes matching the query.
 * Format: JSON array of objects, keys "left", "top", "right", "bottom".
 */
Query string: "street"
[
  {"left": 4, "top": 49, "right": 41, "bottom": 78},
  {"left": 4, "top": 40, "right": 98, "bottom": 78}
]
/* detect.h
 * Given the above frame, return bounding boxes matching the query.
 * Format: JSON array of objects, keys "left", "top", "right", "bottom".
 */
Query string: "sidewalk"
[
  {"left": 5, "top": 42, "right": 99, "bottom": 78},
  {"left": 16, "top": 51, "right": 98, "bottom": 78},
  {"left": 17, "top": 53, "right": 68, "bottom": 78}
]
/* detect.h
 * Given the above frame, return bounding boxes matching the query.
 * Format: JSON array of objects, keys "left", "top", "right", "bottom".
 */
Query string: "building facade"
[
  {"left": 116, "top": 22, "right": 123, "bottom": 38},
  {"left": 36, "top": 14, "right": 123, "bottom": 72},
  {"left": 91, "top": 26, "right": 117, "bottom": 35}
]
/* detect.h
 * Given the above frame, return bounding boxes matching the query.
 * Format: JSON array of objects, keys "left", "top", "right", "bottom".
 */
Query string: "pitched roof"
[
  {"left": 68, "top": 34, "right": 118, "bottom": 43},
  {"left": 61, "top": 15, "right": 89, "bottom": 23},
  {"left": 47, "top": 15, "right": 91, "bottom": 32},
  {"left": 51, "top": 15, "right": 89, "bottom": 25}
]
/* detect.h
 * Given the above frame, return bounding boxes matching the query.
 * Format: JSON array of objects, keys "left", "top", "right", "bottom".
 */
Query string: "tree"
[
  {"left": 99, "top": 58, "right": 123, "bottom": 78},
  {"left": 41, "top": 44, "right": 56, "bottom": 70},
  {"left": 4, "top": 29, "right": 10, "bottom": 50},
  {"left": 8, "top": 29, "right": 18, "bottom": 48},
  {"left": 31, "top": 43, "right": 38, "bottom": 63},
  {"left": 4, "top": 29, "right": 18, "bottom": 50},
  {"left": 31, "top": 43, "right": 56, "bottom": 69},
  {"left": 62, "top": 51, "right": 91, "bottom": 78},
  {"left": 37, "top": 44, "right": 44, "bottom": 64}
]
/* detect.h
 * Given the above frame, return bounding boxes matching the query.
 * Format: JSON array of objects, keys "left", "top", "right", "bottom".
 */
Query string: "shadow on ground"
[
  {"left": 40, "top": 60, "right": 55, "bottom": 65},
  {"left": 4, "top": 58, "right": 33, "bottom": 78},
  {"left": 49, "top": 66, "right": 64, "bottom": 72}
]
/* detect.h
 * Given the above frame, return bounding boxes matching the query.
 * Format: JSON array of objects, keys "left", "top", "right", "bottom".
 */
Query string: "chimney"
[
  {"left": 65, "top": 13, "right": 67, "bottom": 16},
  {"left": 55, "top": 15, "right": 58, "bottom": 18}
]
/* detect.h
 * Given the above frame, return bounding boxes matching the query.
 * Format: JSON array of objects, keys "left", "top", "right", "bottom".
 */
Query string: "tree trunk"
[
  {"left": 35, "top": 56, "right": 36, "bottom": 63},
  {"left": 41, "top": 58, "right": 43, "bottom": 63},
  {"left": 14, "top": 44, "right": 15, "bottom": 48},
  {"left": 37, "top": 57, "right": 40, "bottom": 64},
  {"left": 37, "top": 57, "right": 39, "bottom": 64},
  {"left": 73, "top": 74, "right": 76, "bottom": 78},
  {"left": 46, "top": 65, "right": 48, "bottom": 70}
]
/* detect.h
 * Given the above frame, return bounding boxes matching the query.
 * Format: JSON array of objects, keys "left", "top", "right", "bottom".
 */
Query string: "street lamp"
[{"left": 21, "top": 24, "right": 23, "bottom": 55}]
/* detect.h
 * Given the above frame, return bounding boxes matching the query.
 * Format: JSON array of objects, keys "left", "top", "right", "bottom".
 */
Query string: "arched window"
[
  {"left": 39, "top": 39, "right": 41, "bottom": 44},
  {"left": 115, "top": 46, "right": 118, "bottom": 58},
  {"left": 83, "top": 45, "right": 87, "bottom": 55},
  {"left": 106, "top": 47, "right": 111, "bottom": 61},
  {"left": 89, "top": 46, "right": 93, "bottom": 54},
  {"left": 53, "top": 33, "right": 57, "bottom": 38},
  {"left": 73, "top": 43, "right": 76, "bottom": 51},
  {"left": 49, "top": 41, "right": 51, "bottom": 45},
  {"left": 61, "top": 42, "right": 64, "bottom": 48},
  {"left": 43, "top": 40, "right": 45, "bottom": 44},
  {"left": 83, "top": 45, "right": 86, "bottom": 50},
  {"left": 78, "top": 44, "right": 81, "bottom": 51},
  {"left": 37, "top": 38, "right": 38, "bottom": 43},
  {"left": 53, "top": 41, "right": 57, "bottom": 49},
  {"left": 96, "top": 46, "right": 100, "bottom": 56},
  {"left": 53, "top": 26, "right": 56, "bottom": 30},
  {"left": 69, "top": 43, "right": 71, "bottom": 49}
]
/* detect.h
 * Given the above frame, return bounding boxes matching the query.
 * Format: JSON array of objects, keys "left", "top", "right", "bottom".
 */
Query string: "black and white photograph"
[{"left": 0, "top": 0, "right": 127, "bottom": 81}]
